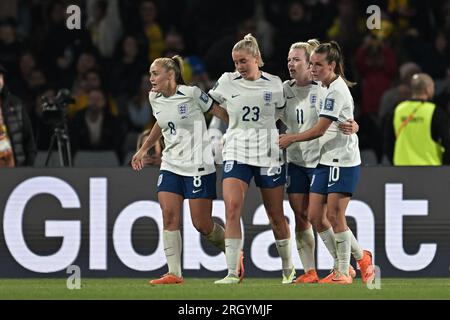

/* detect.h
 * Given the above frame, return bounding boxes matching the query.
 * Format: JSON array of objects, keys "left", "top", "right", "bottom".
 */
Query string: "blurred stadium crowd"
[{"left": 0, "top": 0, "right": 449, "bottom": 166}]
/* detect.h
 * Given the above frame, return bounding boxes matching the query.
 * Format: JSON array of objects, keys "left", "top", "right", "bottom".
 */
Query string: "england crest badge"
[
  {"left": 178, "top": 103, "right": 188, "bottom": 119},
  {"left": 263, "top": 91, "right": 272, "bottom": 106},
  {"left": 263, "top": 91, "right": 272, "bottom": 103}
]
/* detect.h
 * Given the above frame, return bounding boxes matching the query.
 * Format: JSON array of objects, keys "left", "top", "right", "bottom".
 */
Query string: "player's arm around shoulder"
[
  {"left": 326, "top": 88, "right": 358, "bottom": 134},
  {"left": 338, "top": 119, "right": 359, "bottom": 135},
  {"left": 208, "top": 103, "right": 228, "bottom": 125},
  {"left": 279, "top": 117, "right": 333, "bottom": 149},
  {"left": 190, "top": 85, "right": 229, "bottom": 124}
]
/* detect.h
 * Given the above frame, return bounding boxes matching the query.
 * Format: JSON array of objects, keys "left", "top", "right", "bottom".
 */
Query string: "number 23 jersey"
[{"left": 208, "top": 71, "right": 285, "bottom": 167}]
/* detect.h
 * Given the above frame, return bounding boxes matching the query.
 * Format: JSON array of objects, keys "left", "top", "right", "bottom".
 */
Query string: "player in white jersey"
[
  {"left": 279, "top": 42, "right": 375, "bottom": 284},
  {"left": 281, "top": 40, "right": 362, "bottom": 284},
  {"left": 209, "top": 34, "right": 295, "bottom": 284},
  {"left": 132, "top": 56, "right": 231, "bottom": 285}
]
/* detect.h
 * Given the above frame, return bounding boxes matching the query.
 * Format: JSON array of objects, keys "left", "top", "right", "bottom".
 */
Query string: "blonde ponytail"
[
  {"left": 232, "top": 33, "right": 264, "bottom": 67},
  {"left": 153, "top": 55, "right": 186, "bottom": 85}
]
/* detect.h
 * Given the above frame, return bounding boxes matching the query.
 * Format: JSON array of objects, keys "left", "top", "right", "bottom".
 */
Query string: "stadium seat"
[
  {"left": 33, "top": 151, "right": 64, "bottom": 167},
  {"left": 122, "top": 132, "right": 139, "bottom": 156},
  {"left": 381, "top": 155, "right": 392, "bottom": 166},
  {"left": 123, "top": 151, "right": 134, "bottom": 166},
  {"left": 360, "top": 149, "right": 378, "bottom": 166},
  {"left": 73, "top": 151, "right": 120, "bottom": 167}
]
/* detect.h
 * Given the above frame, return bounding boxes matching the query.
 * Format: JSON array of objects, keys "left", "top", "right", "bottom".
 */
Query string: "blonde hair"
[
  {"left": 152, "top": 55, "right": 186, "bottom": 85},
  {"left": 313, "top": 41, "right": 356, "bottom": 87},
  {"left": 232, "top": 33, "right": 264, "bottom": 67},
  {"left": 290, "top": 39, "right": 320, "bottom": 62}
]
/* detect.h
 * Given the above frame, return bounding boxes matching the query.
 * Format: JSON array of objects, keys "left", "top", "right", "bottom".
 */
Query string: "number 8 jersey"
[
  {"left": 208, "top": 71, "right": 285, "bottom": 167},
  {"left": 149, "top": 85, "right": 216, "bottom": 176}
]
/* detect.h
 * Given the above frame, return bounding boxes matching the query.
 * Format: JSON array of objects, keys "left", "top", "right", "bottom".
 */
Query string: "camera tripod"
[{"left": 45, "top": 126, "right": 72, "bottom": 167}]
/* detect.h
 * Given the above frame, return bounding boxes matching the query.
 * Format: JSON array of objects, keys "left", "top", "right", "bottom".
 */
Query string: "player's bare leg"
[
  {"left": 215, "top": 178, "right": 247, "bottom": 284},
  {"left": 261, "top": 186, "right": 295, "bottom": 284},
  {"left": 189, "top": 198, "right": 225, "bottom": 252},
  {"left": 308, "top": 193, "right": 337, "bottom": 280},
  {"left": 325, "top": 193, "right": 353, "bottom": 284},
  {"left": 289, "top": 193, "right": 319, "bottom": 283},
  {"left": 150, "top": 192, "right": 184, "bottom": 285}
]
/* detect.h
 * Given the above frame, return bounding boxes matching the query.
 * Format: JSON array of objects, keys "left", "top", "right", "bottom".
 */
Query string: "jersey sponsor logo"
[
  {"left": 157, "top": 174, "right": 163, "bottom": 187},
  {"left": 324, "top": 98, "right": 335, "bottom": 111},
  {"left": 310, "top": 94, "right": 317, "bottom": 104},
  {"left": 272, "top": 176, "right": 281, "bottom": 182},
  {"left": 231, "top": 94, "right": 240, "bottom": 98},
  {"left": 155, "top": 111, "right": 161, "bottom": 114},
  {"left": 200, "top": 91, "right": 209, "bottom": 104},
  {"left": 224, "top": 161, "right": 234, "bottom": 173},
  {"left": 263, "top": 91, "right": 272, "bottom": 103},
  {"left": 286, "top": 96, "right": 295, "bottom": 99},
  {"left": 192, "top": 189, "right": 203, "bottom": 194},
  {"left": 327, "top": 182, "right": 336, "bottom": 188},
  {"left": 178, "top": 103, "right": 188, "bottom": 119}
]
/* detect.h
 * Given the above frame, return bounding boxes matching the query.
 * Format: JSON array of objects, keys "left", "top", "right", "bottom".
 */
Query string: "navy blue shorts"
[
  {"left": 286, "top": 163, "right": 315, "bottom": 194},
  {"left": 222, "top": 161, "right": 286, "bottom": 188},
  {"left": 309, "top": 164, "right": 360, "bottom": 195},
  {"left": 157, "top": 170, "right": 217, "bottom": 199}
]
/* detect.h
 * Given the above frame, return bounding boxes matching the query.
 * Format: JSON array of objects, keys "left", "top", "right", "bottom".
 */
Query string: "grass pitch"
[{"left": 0, "top": 278, "right": 449, "bottom": 300}]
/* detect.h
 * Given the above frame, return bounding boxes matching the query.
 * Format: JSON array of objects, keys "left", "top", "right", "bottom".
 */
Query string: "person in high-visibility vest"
[{"left": 385, "top": 73, "right": 450, "bottom": 165}]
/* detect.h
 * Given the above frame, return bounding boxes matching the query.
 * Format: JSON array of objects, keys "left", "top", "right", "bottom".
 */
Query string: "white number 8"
[{"left": 193, "top": 176, "right": 202, "bottom": 188}]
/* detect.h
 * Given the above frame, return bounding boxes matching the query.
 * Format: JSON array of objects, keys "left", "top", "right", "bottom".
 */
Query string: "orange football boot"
[
  {"left": 330, "top": 273, "right": 353, "bottom": 285},
  {"left": 319, "top": 266, "right": 356, "bottom": 283},
  {"left": 149, "top": 273, "right": 184, "bottom": 285},
  {"left": 294, "top": 269, "right": 319, "bottom": 284},
  {"left": 319, "top": 269, "right": 335, "bottom": 283}
]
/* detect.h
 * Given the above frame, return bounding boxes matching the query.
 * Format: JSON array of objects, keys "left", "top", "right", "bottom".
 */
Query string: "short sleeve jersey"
[
  {"left": 208, "top": 71, "right": 285, "bottom": 167},
  {"left": 317, "top": 76, "right": 361, "bottom": 167},
  {"left": 149, "top": 85, "right": 216, "bottom": 176},
  {"left": 280, "top": 80, "right": 320, "bottom": 168}
]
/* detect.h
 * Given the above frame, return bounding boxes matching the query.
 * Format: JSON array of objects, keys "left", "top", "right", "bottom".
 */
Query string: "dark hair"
[{"left": 313, "top": 41, "right": 356, "bottom": 87}]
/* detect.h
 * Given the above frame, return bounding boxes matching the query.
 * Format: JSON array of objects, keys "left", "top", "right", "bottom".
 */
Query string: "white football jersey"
[
  {"left": 208, "top": 71, "right": 285, "bottom": 167},
  {"left": 317, "top": 76, "right": 361, "bottom": 167},
  {"left": 149, "top": 85, "right": 216, "bottom": 176},
  {"left": 280, "top": 80, "right": 320, "bottom": 168}
]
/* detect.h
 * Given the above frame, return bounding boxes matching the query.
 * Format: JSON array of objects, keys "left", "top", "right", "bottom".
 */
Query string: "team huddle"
[{"left": 131, "top": 34, "right": 375, "bottom": 285}]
